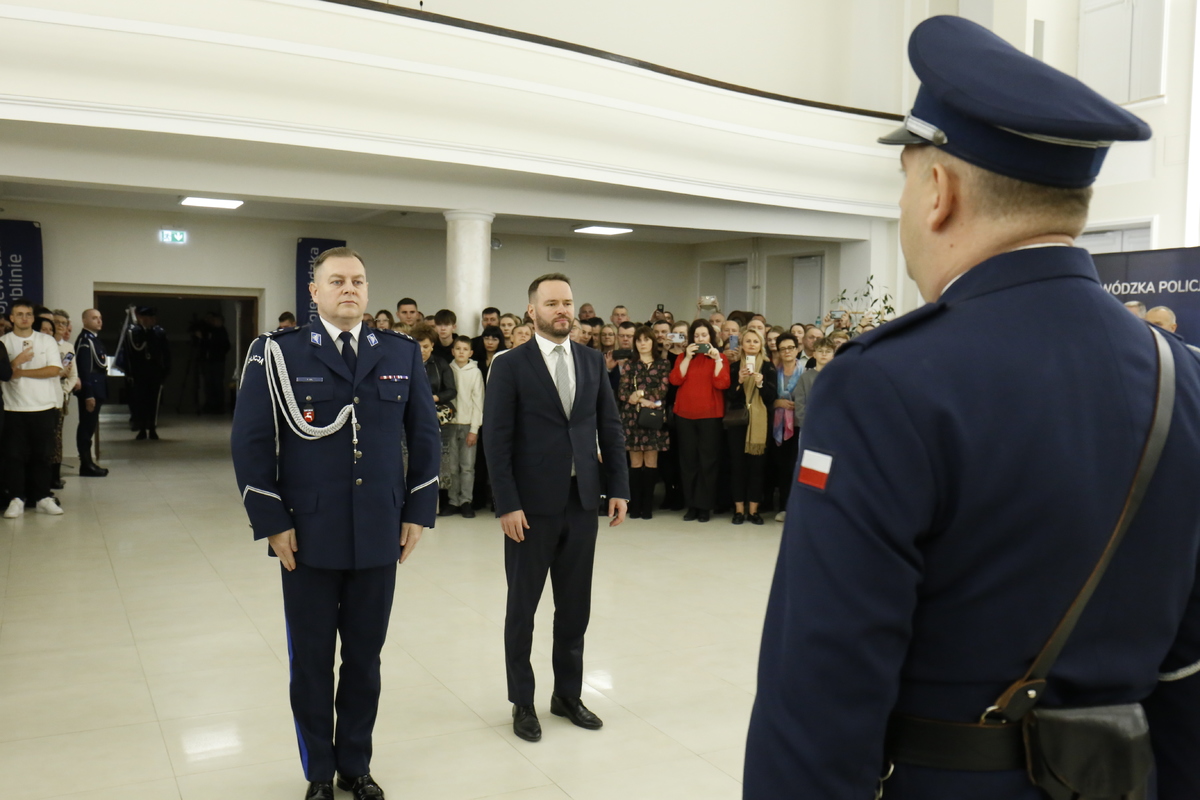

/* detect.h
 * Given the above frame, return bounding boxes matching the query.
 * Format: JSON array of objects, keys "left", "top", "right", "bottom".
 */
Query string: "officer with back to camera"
[
  {"left": 744, "top": 16, "right": 1200, "bottom": 800},
  {"left": 126, "top": 306, "right": 170, "bottom": 440},
  {"left": 231, "top": 247, "right": 441, "bottom": 800}
]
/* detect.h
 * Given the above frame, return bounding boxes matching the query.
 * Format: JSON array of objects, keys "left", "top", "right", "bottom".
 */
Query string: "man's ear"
[
  {"left": 927, "top": 161, "right": 957, "bottom": 232},
  {"left": 308, "top": 282, "right": 318, "bottom": 302}
]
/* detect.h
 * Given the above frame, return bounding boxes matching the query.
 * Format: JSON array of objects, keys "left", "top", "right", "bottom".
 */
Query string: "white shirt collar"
[
  {"left": 318, "top": 316, "right": 360, "bottom": 344},
  {"left": 534, "top": 332, "right": 570, "bottom": 356}
]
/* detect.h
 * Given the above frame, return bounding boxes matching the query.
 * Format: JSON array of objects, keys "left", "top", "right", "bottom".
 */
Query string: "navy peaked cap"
[
  {"left": 880, "top": 15, "right": 1152, "bottom": 188},
  {"left": 136, "top": 306, "right": 157, "bottom": 316}
]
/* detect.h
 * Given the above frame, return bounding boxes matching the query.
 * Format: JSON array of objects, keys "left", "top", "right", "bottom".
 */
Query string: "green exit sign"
[{"left": 159, "top": 229, "right": 188, "bottom": 244}]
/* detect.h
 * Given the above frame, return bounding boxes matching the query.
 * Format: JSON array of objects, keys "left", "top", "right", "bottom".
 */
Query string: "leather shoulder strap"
[{"left": 989, "top": 326, "right": 1176, "bottom": 722}]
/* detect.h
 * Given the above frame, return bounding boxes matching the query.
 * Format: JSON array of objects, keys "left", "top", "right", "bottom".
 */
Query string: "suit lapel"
[
  {"left": 569, "top": 343, "right": 589, "bottom": 421},
  {"left": 525, "top": 340, "right": 569, "bottom": 420},
  {"left": 309, "top": 324, "right": 353, "bottom": 382},
  {"left": 354, "top": 324, "right": 384, "bottom": 385}
]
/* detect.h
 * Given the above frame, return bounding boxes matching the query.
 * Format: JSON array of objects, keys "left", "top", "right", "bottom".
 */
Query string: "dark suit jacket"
[{"left": 484, "top": 339, "right": 628, "bottom": 516}]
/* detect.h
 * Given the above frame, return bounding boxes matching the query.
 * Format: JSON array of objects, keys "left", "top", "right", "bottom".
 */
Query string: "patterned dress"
[{"left": 619, "top": 357, "right": 672, "bottom": 451}]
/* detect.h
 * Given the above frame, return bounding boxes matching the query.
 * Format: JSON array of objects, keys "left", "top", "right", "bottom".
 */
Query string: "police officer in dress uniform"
[
  {"left": 744, "top": 17, "right": 1200, "bottom": 800},
  {"left": 73, "top": 308, "right": 109, "bottom": 477},
  {"left": 127, "top": 306, "right": 170, "bottom": 440},
  {"left": 232, "top": 247, "right": 440, "bottom": 800}
]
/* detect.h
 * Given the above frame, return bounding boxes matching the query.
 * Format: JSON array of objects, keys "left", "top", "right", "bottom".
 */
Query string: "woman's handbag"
[
  {"left": 722, "top": 406, "right": 748, "bottom": 428},
  {"left": 637, "top": 406, "right": 666, "bottom": 430},
  {"left": 435, "top": 402, "right": 455, "bottom": 426}
]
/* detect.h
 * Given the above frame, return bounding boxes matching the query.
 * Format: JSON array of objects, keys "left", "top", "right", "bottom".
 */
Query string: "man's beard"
[{"left": 536, "top": 315, "right": 570, "bottom": 338}]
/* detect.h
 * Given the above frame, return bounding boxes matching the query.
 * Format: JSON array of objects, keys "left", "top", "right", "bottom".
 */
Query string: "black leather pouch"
[{"left": 1023, "top": 704, "right": 1152, "bottom": 800}]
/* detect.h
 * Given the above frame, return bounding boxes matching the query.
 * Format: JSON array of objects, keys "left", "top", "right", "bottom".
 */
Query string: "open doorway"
[{"left": 93, "top": 291, "right": 258, "bottom": 417}]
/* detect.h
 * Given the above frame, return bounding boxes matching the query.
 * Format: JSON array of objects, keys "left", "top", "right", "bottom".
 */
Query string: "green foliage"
[{"left": 831, "top": 275, "right": 896, "bottom": 323}]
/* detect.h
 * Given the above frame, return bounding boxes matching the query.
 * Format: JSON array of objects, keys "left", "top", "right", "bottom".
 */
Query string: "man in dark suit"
[
  {"left": 73, "top": 308, "right": 109, "bottom": 477},
  {"left": 232, "top": 247, "right": 441, "bottom": 800},
  {"left": 484, "top": 272, "right": 628, "bottom": 743}
]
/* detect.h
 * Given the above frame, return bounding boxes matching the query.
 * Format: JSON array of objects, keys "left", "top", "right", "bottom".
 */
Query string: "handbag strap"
[{"left": 988, "top": 326, "right": 1176, "bottom": 723}]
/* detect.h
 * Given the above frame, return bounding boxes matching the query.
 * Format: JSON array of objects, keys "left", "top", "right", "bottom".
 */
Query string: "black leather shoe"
[
  {"left": 135, "top": 430, "right": 147, "bottom": 440},
  {"left": 513, "top": 704, "right": 542, "bottom": 741},
  {"left": 550, "top": 695, "right": 603, "bottom": 729},
  {"left": 336, "top": 774, "right": 385, "bottom": 800},
  {"left": 304, "top": 781, "right": 334, "bottom": 800},
  {"left": 148, "top": 428, "right": 159, "bottom": 440},
  {"left": 438, "top": 503, "right": 456, "bottom": 516},
  {"left": 682, "top": 508, "right": 698, "bottom": 521},
  {"left": 460, "top": 503, "right": 475, "bottom": 518},
  {"left": 731, "top": 513, "right": 745, "bottom": 525},
  {"left": 79, "top": 460, "right": 109, "bottom": 477},
  {"left": 748, "top": 513, "right": 764, "bottom": 525},
  {"left": 697, "top": 510, "right": 711, "bottom": 523}
]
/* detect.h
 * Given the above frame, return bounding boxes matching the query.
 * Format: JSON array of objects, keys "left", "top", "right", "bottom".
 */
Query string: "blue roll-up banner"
[
  {"left": 0, "top": 220, "right": 44, "bottom": 316},
  {"left": 1094, "top": 247, "right": 1200, "bottom": 343},
  {"left": 296, "top": 238, "right": 346, "bottom": 328}
]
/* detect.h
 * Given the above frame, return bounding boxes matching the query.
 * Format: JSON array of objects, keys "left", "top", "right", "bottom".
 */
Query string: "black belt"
[{"left": 887, "top": 714, "right": 1026, "bottom": 771}]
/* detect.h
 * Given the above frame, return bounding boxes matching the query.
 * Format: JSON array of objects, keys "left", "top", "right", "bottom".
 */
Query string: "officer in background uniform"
[
  {"left": 744, "top": 16, "right": 1200, "bottom": 800},
  {"left": 73, "top": 308, "right": 109, "bottom": 477},
  {"left": 232, "top": 247, "right": 440, "bottom": 800},
  {"left": 127, "top": 306, "right": 170, "bottom": 440}
]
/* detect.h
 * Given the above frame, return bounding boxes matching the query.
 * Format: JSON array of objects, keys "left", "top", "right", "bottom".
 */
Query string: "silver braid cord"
[{"left": 263, "top": 338, "right": 359, "bottom": 449}]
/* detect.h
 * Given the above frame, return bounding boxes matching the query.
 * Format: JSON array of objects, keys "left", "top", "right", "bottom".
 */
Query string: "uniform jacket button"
[
  {"left": 355, "top": 478, "right": 362, "bottom": 485},
  {"left": 353, "top": 396, "right": 360, "bottom": 404},
  {"left": 305, "top": 395, "right": 312, "bottom": 402}
]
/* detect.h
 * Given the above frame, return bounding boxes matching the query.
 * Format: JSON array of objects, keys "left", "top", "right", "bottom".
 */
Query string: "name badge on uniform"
[
  {"left": 303, "top": 405, "right": 315, "bottom": 424},
  {"left": 798, "top": 449, "right": 833, "bottom": 491},
  {"left": 367, "top": 332, "right": 379, "bottom": 347},
  {"left": 310, "top": 332, "right": 322, "bottom": 345},
  {"left": 295, "top": 377, "right": 323, "bottom": 383}
]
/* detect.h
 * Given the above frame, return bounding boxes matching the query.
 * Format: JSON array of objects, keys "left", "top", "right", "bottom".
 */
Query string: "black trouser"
[
  {"left": 281, "top": 561, "right": 397, "bottom": 782},
  {"left": 675, "top": 416, "right": 722, "bottom": 512},
  {"left": 130, "top": 376, "right": 163, "bottom": 432},
  {"left": 773, "top": 435, "right": 800, "bottom": 511},
  {"left": 1, "top": 408, "right": 58, "bottom": 503},
  {"left": 202, "top": 361, "right": 226, "bottom": 413},
  {"left": 504, "top": 482, "right": 597, "bottom": 705},
  {"left": 725, "top": 424, "right": 765, "bottom": 505},
  {"left": 660, "top": 425, "right": 683, "bottom": 506},
  {"left": 76, "top": 395, "right": 102, "bottom": 458}
]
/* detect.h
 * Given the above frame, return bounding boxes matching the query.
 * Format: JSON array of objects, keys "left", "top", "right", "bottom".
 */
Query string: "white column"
[{"left": 444, "top": 210, "right": 494, "bottom": 336}]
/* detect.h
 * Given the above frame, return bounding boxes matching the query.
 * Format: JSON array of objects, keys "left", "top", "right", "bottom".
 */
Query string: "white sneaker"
[
  {"left": 35, "top": 497, "right": 63, "bottom": 516},
  {"left": 774, "top": 511, "right": 786, "bottom": 523},
  {"left": 4, "top": 498, "right": 24, "bottom": 518}
]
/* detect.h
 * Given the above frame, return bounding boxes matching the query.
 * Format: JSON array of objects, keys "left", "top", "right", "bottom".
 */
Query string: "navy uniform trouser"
[
  {"left": 281, "top": 561, "right": 397, "bottom": 782},
  {"left": 76, "top": 395, "right": 102, "bottom": 458},
  {"left": 504, "top": 481, "right": 598, "bottom": 705}
]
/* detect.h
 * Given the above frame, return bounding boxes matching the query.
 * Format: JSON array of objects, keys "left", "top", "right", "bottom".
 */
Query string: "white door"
[
  {"left": 724, "top": 262, "right": 748, "bottom": 312},
  {"left": 792, "top": 256, "right": 824, "bottom": 327}
]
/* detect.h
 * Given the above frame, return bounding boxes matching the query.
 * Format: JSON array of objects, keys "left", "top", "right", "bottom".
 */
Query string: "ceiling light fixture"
[
  {"left": 180, "top": 197, "right": 244, "bottom": 209},
  {"left": 573, "top": 225, "right": 632, "bottom": 236}
]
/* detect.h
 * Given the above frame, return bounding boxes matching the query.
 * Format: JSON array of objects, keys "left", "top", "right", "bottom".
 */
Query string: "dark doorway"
[{"left": 93, "top": 292, "right": 258, "bottom": 416}]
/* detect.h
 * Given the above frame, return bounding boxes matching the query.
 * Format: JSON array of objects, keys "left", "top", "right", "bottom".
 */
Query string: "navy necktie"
[{"left": 339, "top": 331, "right": 357, "bottom": 375}]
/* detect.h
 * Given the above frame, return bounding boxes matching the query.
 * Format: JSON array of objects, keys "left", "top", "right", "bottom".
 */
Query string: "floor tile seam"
[
  {"left": 41, "top": 776, "right": 184, "bottom": 800},
  {"left": 0, "top": 717, "right": 167, "bottom": 749}
]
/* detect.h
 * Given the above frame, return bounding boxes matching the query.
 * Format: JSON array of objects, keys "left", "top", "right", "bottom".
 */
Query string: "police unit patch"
[
  {"left": 310, "top": 332, "right": 322, "bottom": 345},
  {"left": 367, "top": 332, "right": 379, "bottom": 347},
  {"left": 798, "top": 449, "right": 833, "bottom": 491}
]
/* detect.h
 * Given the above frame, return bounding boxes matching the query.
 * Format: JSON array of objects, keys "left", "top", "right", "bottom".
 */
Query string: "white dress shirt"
[
  {"left": 319, "top": 316, "right": 359, "bottom": 356},
  {"left": 534, "top": 332, "right": 576, "bottom": 403}
]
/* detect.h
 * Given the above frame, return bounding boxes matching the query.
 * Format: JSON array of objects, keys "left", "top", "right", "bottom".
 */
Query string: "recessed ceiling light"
[
  {"left": 180, "top": 197, "right": 244, "bottom": 209},
  {"left": 573, "top": 225, "right": 633, "bottom": 236}
]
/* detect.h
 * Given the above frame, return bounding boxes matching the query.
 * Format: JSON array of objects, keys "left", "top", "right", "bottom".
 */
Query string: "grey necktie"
[{"left": 553, "top": 344, "right": 573, "bottom": 417}]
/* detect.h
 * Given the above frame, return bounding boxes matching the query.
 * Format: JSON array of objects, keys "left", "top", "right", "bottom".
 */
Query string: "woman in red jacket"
[{"left": 669, "top": 319, "right": 730, "bottom": 522}]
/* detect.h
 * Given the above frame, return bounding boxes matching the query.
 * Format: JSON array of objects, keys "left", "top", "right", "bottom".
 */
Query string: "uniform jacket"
[
  {"left": 744, "top": 247, "right": 1200, "bottom": 800},
  {"left": 74, "top": 329, "right": 108, "bottom": 401},
  {"left": 484, "top": 338, "right": 628, "bottom": 516},
  {"left": 231, "top": 322, "right": 441, "bottom": 570},
  {"left": 126, "top": 324, "right": 171, "bottom": 380}
]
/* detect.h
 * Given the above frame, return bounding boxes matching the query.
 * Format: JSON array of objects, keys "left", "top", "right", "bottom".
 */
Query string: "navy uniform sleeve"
[
  {"left": 400, "top": 343, "right": 442, "bottom": 527},
  {"left": 483, "top": 350, "right": 521, "bottom": 516},
  {"left": 230, "top": 336, "right": 293, "bottom": 540},
  {"left": 74, "top": 336, "right": 93, "bottom": 394},
  {"left": 744, "top": 352, "right": 936, "bottom": 798},
  {"left": 1144, "top": 563, "right": 1200, "bottom": 800},
  {"left": 596, "top": 354, "right": 629, "bottom": 501}
]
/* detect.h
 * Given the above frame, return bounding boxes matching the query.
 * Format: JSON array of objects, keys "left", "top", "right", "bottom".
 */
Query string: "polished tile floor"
[{"left": 0, "top": 415, "right": 782, "bottom": 800}]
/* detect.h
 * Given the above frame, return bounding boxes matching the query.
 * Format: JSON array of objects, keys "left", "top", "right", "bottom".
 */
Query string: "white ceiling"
[{"left": 0, "top": 179, "right": 800, "bottom": 245}]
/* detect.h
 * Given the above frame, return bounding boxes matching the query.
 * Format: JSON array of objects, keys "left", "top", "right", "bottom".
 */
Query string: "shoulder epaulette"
[
  {"left": 839, "top": 302, "right": 947, "bottom": 355},
  {"left": 266, "top": 325, "right": 303, "bottom": 339},
  {"left": 376, "top": 328, "right": 414, "bottom": 342}
]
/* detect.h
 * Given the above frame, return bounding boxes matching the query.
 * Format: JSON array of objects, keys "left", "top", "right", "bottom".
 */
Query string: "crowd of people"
[{"left": 273, "top": 296, "right": 884, "bottom": 524}]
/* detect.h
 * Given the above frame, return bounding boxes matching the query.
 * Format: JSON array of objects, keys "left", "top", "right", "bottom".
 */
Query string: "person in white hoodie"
[{"left": 441, "top": 336, "right": 484, "bottom": 518}]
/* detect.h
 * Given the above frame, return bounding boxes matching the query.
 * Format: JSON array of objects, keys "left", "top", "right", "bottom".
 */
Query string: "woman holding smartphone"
[
  {"left": 723, "top": 329, "right": 777, "bottom": 525},
  {"left": 669, "top": 319, "right": 729, "bottom": 522},
  {"left": 619, "top": 327, "right": 671, "bottom": 519}
]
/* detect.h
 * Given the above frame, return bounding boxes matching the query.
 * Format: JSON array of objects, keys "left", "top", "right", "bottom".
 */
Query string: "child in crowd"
[{"left": 442, "top": 335, "right": 484, "bottom": 518}]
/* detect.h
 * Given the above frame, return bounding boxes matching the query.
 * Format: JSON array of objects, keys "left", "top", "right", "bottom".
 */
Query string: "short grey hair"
[
  {"left": 1123, "top": 300, "right": 1147, "bottom": 317},
  {"left": 1147, "top": 305, "right": 1177, "bottom": 323}
]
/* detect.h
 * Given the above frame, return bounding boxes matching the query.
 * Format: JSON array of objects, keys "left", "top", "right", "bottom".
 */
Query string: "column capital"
[{"left": 443, "top": 210, "right": 495, "bottom": 223}]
